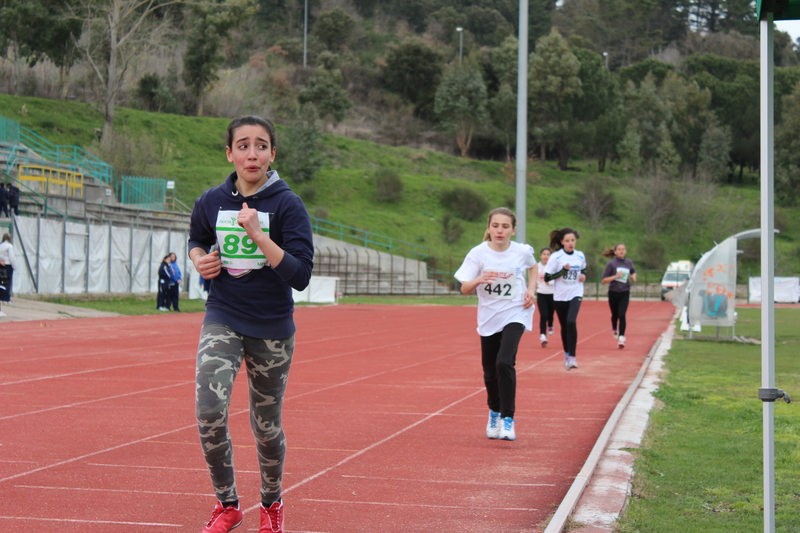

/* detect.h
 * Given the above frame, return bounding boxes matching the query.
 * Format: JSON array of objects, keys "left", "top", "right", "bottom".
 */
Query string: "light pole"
[
  {"left": 603, "top": 51, "right": 608, "bottom": 69},
  {"left": 456, "top": 27, "right": 463, "bottom": 62},
  {"left": 303, "top": 0, "right": 308, "bottom": 68}
]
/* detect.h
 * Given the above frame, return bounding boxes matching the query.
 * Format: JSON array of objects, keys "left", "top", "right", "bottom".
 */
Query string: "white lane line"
[
  {"left": 15, "top": 484, "right": 210, "bottom": 497},
  {"left": 2, "top": 339, "right": 195, "bottom": 366},
  {"left": 87, "top": 463, "right": 259, "bottom": 475},
  {"left": 0, "top": 357, "right": 188, "bottom": 386},
  {"left": 300, "top": 499, "right": 537, "bottom": 511},
  {"left": 0, "top": 516, "right": 180, "bottom": 527},
  {"left": 0, "top": 382, "right": 191, "bottom": 420},
  {"left": 340, "top": 475, "right": 555, "bottom": 487}
]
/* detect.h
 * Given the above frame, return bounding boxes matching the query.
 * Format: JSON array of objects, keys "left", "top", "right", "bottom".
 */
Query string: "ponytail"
[{"left": 549, "top": 227, "right": 579, "bottom": 251}]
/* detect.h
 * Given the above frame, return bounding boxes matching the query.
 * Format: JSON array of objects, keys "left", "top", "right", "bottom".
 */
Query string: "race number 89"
[{"left": 222, "top": 234, "right": 259, "bottom": 255}]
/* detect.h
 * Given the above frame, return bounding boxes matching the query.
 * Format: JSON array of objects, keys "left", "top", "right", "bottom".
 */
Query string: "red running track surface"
[{"left": 0, "top": 301, "right": 674, "bottom": 532}]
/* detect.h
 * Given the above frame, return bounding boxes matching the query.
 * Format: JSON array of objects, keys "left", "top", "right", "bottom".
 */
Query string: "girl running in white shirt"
[
  {"left": 454, "top": 208, "right": 537, "bottom": 441},
  {"left": 543, "top": 228, "right": 586, "bottom": 371},
  {"left": 536, "top": 248, "right": 555, "bottom": 347}
]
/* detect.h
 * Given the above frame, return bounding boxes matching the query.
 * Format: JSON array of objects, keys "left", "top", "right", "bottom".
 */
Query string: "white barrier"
[{"left": 748, "top": 277, "right": 800, "bottom": 303}]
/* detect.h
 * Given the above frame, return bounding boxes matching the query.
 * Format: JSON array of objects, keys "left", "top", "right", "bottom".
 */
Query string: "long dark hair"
[
  {"left": 549, "top": 227, "right": 579, "bottom": 251},
  {"left": 482, "top": 207, "right": 517, "bottom": 242}
]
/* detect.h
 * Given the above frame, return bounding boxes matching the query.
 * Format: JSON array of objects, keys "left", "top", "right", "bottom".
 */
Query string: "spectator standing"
[
  {"left": 0, "top": 233, "right": 16, "bottom": 310},
  {"left": 0, "top": 183, "right": 8, "bottom": 217},
  {"left": 157, "top": 255, "right": 172, "bottom": 311},
  {"left": 7, "top": 183, "right": 19, "bottom": 216},
  {"left": 168, "top": 252, "right": 182, "bottom": 312}
]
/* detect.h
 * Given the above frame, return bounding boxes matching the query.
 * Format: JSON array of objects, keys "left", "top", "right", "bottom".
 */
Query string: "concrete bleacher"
[{"left": 0, "top": 120, "right": 455, "bottom": 296}]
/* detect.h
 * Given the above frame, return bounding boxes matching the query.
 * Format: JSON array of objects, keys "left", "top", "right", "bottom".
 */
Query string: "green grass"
[
  {"left": 616, "top": 307, "right": 800, "bottom": 533},
  {"left": 37, "top": 293, "right": 476, "bottom": 315},
  {"left": 2, "top": 93, "right": 800, "bottom": 278},
  {"left": 39, "top": 295, "right": 209, "bottom": 315}
]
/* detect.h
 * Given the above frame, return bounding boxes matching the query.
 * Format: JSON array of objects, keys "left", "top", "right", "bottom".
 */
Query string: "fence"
[
  {"left": 119, "top": 176, "right": 167, "bottom": 210},
  {"left": 9, "top": 215, "right": 188, "bottom": 296}
]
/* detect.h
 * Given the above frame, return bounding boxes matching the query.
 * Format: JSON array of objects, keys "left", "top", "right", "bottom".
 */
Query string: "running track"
[{"left": 0, "top": 301, "right": 674, "bottom": 532}]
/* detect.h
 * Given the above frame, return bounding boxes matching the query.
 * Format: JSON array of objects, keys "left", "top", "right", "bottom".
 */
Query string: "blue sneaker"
[
  {"left": 486, "top": 410, "right": 501, "bottom": 439},
  {"left": 499, "top": 417, "right": 516, "bottom": 441}
]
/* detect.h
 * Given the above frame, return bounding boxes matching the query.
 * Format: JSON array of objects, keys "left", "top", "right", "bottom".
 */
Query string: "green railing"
[
  {"left": 119, "top": 175, "right": 167, "bottom": 210},
  {"left": 0, "top": 117, "right": 20, "bottom": 144},
  {"left": 310, "top": 216, "right": 429, "bottom": 260},
  {"left": 19, "top": 126, "right": 113, "bottom": 185}
]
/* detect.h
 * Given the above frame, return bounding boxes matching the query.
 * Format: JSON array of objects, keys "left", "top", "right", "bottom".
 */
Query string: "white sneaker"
[
  {"left": 0, "top": 310, "right": 5, "bottom": 317},
  {"left": 569, "top": 356, "right": 579, "bottom": 369},
  {"left": 618, "top": 335, "right": 626, "bottom": 348},
  {"left": 486, "top": 410, "right": 501, "bottom": 439},
  {"left": 540, "top": 334, "right": 547, "bottom": 347},
  {"left": 499, "top": 417, "right": 516, "bottom": 441},
  {"left": 547, "top": 326, "right": 554, "bottom": 336},
  {"left": 563, "top": 354, "right": 571, "bottom": 370}
]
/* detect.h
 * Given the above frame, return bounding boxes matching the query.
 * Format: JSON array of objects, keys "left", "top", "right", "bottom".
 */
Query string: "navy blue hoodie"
[{"left": 188, "top": 171, "right": 314, "bottom": 340}]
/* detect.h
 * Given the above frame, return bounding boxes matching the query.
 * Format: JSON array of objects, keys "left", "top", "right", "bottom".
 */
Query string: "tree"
[
  {"left": 529, "top": 29, "right": 582, "bottom": 170},
  {"left": 659, "top": 71, "right": 716, "bottom": 175},
  {"left": 775, "top": 81, "right": 800, "bottom": 205},
  {"left": 68, "top": 0, "right": 183, "bottom": 147},
  {"left": 434, "top": 63, "right": 489, "bottom": 157},
  {"left": 0, "top": 0, "right": 81, "bottom": 94},
  {"left": 381, "top": 39, "right": 443, "bottom": 118},
  {"left": 297, "top": 71, "right": 352, "bottom": 124},
  {"left": 620, "top": 73, "right": 672, "bottom": 165},
  {"left": 183, "top": 0, "right": 256, "bottom": 116},
  {"left": 697, "top": 118, "right": 732, "bottom": 180},
  {"left": 489, "top": 83, "right": 517, "bottom": 161},
  {"left": 279, "top": 104, "right": 325, "bottom": 183},
  {"left": 312, "top": 8, "right": 356, "bottom": 50}
]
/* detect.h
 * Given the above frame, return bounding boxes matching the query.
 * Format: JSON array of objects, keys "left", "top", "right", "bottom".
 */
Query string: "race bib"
[
  {"left": 616, "top": 267, "right": 631, "bottom": 284},
  {"left": 563, "top": 266, "right": 581, "bottom": 283},
  {"left": 482, "top": 269, "right": 517, "bottom": 300},
  {"left": 216, "top": 210, "right": 270, "bottom": 277}
]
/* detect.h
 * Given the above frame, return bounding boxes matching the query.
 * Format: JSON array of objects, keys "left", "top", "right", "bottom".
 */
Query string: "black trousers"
[
  {"left": 169, "top": 283, "right": 180, "bottom": 311},
  {"left": 537, "top": 292, "right": 554, "bottom": 334},
  {"left": 480, "top": 322, "right": 525, "bottom": 419},
  {"left": 554, "top": 297, "right": 582, "bottom": 357},
  {"left": 608, "top": 290, "right": 631, "bottom": 336}
]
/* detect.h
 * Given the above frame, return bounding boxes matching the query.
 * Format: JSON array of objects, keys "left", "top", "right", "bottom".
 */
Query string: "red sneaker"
[
  {"left": 259, "top": 501, "right": 284, "bottom": 533},
  {"left": 201, "top": 502, "right": 243, "bottom": 533}
]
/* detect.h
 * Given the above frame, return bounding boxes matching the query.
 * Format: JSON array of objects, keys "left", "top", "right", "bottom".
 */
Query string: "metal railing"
[
  {"left": 19, "top": 126, "right": 114, "bottom": 185},
  {"left": 119, "top": 175, "right": 167, "bottom": 210},
  {"left": 310, "top": 216, "right": 429, "bottom": 260}
]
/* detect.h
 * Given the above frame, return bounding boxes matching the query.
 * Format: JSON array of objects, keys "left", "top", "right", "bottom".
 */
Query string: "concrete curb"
[
  {"left": 0, "top": 297, "right": 121, "bottom": 322},
  {"left": 545, "top": 317, "right": 677, "bottom": 533}
]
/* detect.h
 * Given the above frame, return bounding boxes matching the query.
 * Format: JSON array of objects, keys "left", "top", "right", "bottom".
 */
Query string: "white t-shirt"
[
  {"left": 535, "top": 261, "right": 554, "bottom": 295},
  {"left": 544, "top": 249, "right": 587, "bottom": 301},
  {"left": 454, "top": 241, "right": 537, "bottom": 336}
]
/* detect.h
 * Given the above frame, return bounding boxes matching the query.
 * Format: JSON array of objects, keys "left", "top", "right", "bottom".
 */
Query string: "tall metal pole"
[
  {"left": 456, "top": 27, "right": 463, "bottom": 63},
  {"left": 303, "top": 0, "right": 308, "bottom": 68},
  {"left": 515, "top": 0, "right": 528, "bottom": 244},
  {"left": 760, "top": 13, "right": 776, "bottom": 533}
]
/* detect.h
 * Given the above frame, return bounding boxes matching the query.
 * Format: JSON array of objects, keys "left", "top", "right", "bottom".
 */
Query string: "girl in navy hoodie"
[{"left": 188, "top": 115, "right": 314, "bottom": 533}]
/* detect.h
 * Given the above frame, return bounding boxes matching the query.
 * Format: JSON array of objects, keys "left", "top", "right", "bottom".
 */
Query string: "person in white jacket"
[{"left": 0, "top": 232, "right": 16, "bottom": 316}]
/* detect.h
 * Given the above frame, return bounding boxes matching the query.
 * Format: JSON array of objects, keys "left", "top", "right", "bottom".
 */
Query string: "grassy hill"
[{"left": 1, "top": 94, "right": 798, "bottom": 280}]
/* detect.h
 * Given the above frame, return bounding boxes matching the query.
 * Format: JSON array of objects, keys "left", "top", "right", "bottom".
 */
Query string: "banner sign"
[{"left": 688, "top": 237, "right": 738, "bottom": 326}]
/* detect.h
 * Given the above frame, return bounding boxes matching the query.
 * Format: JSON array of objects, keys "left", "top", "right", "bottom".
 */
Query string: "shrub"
[
  {"left": 639, "top": 236, "right": 667, "bottom": 270},
  {"left": 442, "top": 214, "right": 464, "bottom": 244},
  {"left": 312, "top": 206, "right": 329, "bottom": 219},
  {"left": 298, "top": 185, "right": 317, "bottom": 205},
  {"left": 575, "top": 177, "right": 615, "bottom": 227},
  {"left": 440, "top": 185, "right": 489, "bottom": 221},
  {"left": 374, "top": 168, "right": 404, "bottom": 203}
]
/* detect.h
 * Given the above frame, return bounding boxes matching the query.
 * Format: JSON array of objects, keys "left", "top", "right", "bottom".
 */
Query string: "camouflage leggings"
[{"left": 195, "top": 322, "right": 294, "bottom": 505}]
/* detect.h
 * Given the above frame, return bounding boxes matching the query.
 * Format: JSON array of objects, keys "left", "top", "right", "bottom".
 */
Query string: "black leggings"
[
  {"left": 554, "top": 297, "right": 582, "bottom": 357},
  {"left": 537, "top": 293, "right": 554, "bottom": 334},
  {"left": 608, "top": 290, "right": 631, "bottom": 336},
  {"left": 480, "top": 322, "right": 525, "bottom": 419}
]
